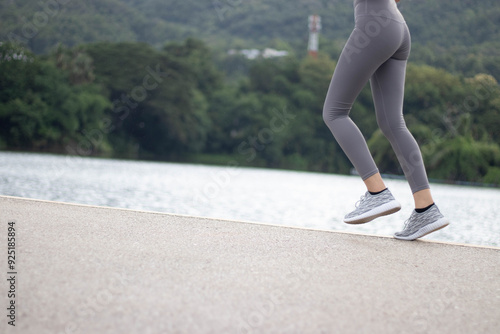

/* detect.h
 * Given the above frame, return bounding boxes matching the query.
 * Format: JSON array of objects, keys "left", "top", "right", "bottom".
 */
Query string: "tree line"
[{"left": 1, "top": 39, "right": 499, "bottom": 185}]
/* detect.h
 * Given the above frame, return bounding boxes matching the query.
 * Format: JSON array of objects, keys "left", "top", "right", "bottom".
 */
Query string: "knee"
[
  {"left": 323, "top": 102, "right": 350, "bottom": 126},
  {"left": 322, "top": 106, "right": 333, "bottom": 126},
  {"left": 377, "top": 116, "right": 407, "bottom": 140}
]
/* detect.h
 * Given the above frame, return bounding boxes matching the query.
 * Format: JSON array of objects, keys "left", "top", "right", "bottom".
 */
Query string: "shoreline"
[{"left": 2, "top": 150, "right": 500, "bottom": 189}]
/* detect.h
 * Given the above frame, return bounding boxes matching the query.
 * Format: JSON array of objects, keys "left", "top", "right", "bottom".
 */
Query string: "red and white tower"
[{"left": 308, "top": 15, "right": 321, "bottom": 58}]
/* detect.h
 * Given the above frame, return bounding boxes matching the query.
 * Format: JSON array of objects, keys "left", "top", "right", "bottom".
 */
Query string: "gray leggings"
[{"left": 323, "top": 0, "right": 429, "bottom": 194}]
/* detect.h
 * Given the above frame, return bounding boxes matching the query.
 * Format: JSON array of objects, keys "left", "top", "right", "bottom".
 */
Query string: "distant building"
[
  {"left": 228, "top": 48, "right": 289, "bottom": 60},
  {"left": 262, "top": 48, "right": 289, "bottom": 58}
]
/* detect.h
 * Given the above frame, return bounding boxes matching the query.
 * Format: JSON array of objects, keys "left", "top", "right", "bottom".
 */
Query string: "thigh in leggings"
[{"left": 323, "top": 16, "right": 430, "bottom": 193}]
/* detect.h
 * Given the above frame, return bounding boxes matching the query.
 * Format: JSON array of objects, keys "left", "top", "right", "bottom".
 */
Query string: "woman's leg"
[
  {"left": 371, "top": 59, "right": 434, "bottom": 208},
  {"left": 369, "top": 29, "right": 435, "bottom": 209},
  {"left": 367, "top": 30, "right": 449, "bottom": 239},
  {"left": 324, "top": 18, "right": 405, "bottom": 224},
  {"left": 370, "top": 57, "right": 431, "bottom": 194},
  {"left": 322, "top": 19, "right": 403, "bottom": 183}
]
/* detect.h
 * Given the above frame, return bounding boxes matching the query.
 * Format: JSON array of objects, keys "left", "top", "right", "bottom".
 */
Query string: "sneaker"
[
  {"left": 344, "top": 189, "right": 401, "bottom": 224},
  {"left": 394, "top": 205, "right": 449, "bottom": 241}
]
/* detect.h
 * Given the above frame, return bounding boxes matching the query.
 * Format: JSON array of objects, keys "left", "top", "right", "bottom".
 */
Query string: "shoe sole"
[
  {"left": 344, "top": 200, "right": 401, "bottom": 224},
  {"left": 393, "top": 218, "right": 450, "bottom": 241}
]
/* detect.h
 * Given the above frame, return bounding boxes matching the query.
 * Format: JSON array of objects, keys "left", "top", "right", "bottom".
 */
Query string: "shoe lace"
[
  {"left": 402, "top": 211, "right": 418, "bottom": 231},
  {"left": 354, "top": 193, "right": 367, "bottom": 208},
  {"left": 402, "top": 218, "right": 410, "bottom": 230}
]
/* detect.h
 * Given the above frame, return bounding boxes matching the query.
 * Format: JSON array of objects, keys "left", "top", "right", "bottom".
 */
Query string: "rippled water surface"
[{"left": 1, "top": 152, "right": 499, "bottom": 247}]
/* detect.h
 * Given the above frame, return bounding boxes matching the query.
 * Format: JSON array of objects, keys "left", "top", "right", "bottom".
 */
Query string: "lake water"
[{"left": 1, "top": 151, "right": 499, "bottom": 247}]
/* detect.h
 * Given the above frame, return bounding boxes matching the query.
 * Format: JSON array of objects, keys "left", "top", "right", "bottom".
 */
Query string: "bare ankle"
[
  {"left": 413, "top": 189, "right": 434, "bottom": 208},
  {"left": 364, "top": 173, "right": 386, "bottom": 193}
]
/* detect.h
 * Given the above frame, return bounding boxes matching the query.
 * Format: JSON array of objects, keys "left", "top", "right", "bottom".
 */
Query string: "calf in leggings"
[{"left": 323, "top": 0, "right": 449, "bottom": 240}]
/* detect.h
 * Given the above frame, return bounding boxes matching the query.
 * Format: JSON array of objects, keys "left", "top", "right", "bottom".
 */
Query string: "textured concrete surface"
[{"left": 1, "top": 195, "right": 499, "bottom": 334}]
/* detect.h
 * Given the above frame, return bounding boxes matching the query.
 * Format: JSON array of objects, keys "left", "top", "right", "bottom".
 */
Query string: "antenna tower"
[{"left": 308, "top": 15, "right": 322, "bottom": 58}]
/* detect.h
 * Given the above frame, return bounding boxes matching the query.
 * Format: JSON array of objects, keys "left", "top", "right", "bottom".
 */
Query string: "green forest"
[{"left": 1, "top": 0, "right": 500, "bottom": 185}]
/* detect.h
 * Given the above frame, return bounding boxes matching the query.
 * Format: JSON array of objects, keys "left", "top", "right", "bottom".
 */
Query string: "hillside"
[
  {"left": 1, "top": 0, "right": 500, "bottom": 80},
  {"left": 3, "top": 0, "right": 499, "bottom": 48}
]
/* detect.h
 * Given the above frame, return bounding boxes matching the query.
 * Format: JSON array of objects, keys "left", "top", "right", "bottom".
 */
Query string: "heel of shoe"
[{"left": 344, "top": 200, "right": 401, "bottom": 224}]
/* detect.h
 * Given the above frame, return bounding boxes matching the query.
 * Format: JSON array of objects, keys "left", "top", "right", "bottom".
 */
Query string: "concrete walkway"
[{"left": 1, "top": 195, "right": 499, "bottom": 334}]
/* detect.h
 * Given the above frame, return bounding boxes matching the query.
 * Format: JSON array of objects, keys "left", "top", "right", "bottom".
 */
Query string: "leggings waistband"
[{"left": 354, "top": 0, "right": 405, "bottom": 22}]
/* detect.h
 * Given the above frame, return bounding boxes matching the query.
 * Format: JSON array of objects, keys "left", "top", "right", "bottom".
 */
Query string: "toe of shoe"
[{"left": 393, "top": 231, "right": 412, "bottom": 240}]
